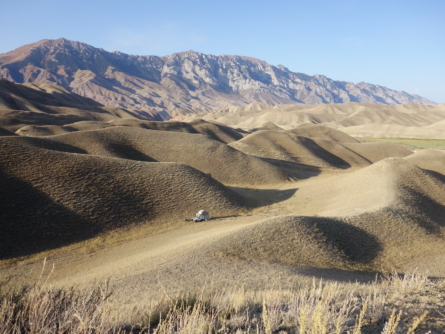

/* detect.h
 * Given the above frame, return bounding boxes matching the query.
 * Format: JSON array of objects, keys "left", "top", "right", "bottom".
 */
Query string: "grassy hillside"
[
  {"left": 358, "top": 137, "right": 445, "bottom": 150},
  {"left": 0, "top": 141, "right": 247, "bottom": 259}
]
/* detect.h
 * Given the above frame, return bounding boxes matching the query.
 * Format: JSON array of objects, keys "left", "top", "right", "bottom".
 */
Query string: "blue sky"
[{"left": 1, "top": 0, "right": 444, "bottom": 102}]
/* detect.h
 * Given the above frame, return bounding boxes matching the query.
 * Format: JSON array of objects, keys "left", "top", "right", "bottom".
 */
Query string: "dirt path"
[{"left": 1, "top": 170, "right": 382, "bottom": 295}]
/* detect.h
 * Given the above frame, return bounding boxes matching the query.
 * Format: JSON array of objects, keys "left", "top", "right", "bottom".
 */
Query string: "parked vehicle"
[{"left": 192, "top": 210, "right": 210, "bottom": 222}]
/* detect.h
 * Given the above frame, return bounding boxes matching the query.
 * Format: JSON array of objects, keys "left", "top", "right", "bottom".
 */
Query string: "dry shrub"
[
  {"left": 0, "top": 279, "right": 114, "bottom": 334},
  {"left": 0, "top": 269, "right": 439, "bottom": 333},
  {"left": 380, "top": 269, "right": 430, "bottom": 299}
]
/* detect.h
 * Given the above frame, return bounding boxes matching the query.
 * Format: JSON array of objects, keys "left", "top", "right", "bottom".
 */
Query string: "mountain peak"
[{"left": 0, "top": 38, "right": 437, "bottom": 120}]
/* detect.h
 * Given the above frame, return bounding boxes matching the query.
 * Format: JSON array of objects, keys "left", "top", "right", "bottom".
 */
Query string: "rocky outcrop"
[{"left": 0, "top": 38, "right": 436, "bottom": 120}]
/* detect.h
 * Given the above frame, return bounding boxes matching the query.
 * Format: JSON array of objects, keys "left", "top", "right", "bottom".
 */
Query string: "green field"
[{"left": 356, "top": 137, "right": 445, "bottom": 150}]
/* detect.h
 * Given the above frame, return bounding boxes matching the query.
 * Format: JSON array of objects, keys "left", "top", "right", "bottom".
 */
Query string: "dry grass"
[
  {"left": 229, "top": 127, "right": 411, "bottom": 169},
  {"left": 284, "top": 124, "right": 359, "bottom": 144},
  {"left": 357, "top": 138, "right": 445, "bottom": 150},
  {"left": 18, "top": 118, "right": 244, "bottom": 144},
  {"left": 1, "top": 269, "right": 444, "bottom": 333},
  {"left": 0, "top": 79, "right": 146, "bottom": 132},
  {"left": 205, "top": 157, "right": 445, "bottom": 274},
  {"left": 3, "top": 126, "right": 290, "bottom": 186},
  {"left": 200, "top": 103, "right": 443, "bottom": 137},
  {"left": 0, "top": 140, "right": 247, "bottom": 259}
]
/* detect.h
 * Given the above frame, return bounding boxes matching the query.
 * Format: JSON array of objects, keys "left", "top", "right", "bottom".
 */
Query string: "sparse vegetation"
[
  {"left": 357, "top": 137, "right": 445, "bottom": 150},
  {"left": 1, "top": 86, "right": 445, "bottom": 334},
  {"left": 1, "top": 270, "right": 445, "bottom": 333}
]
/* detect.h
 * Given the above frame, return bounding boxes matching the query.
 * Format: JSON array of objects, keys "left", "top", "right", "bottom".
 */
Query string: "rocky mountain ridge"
[{"left": 0, "top": 38, "right": 436, "bottom": 120}]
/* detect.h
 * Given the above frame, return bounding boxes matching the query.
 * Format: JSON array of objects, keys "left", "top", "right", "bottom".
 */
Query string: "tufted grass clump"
[{"left": 1, "top": 269, "right": 443, "bottom": 333}]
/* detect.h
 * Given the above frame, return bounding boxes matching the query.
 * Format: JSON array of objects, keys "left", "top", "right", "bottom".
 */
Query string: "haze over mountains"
[
  {"left": 0, "top": 38, "right": 436, "bottom": 120},
  {"left": 195, "top": 102, "right": 445, "bottom": 139}
]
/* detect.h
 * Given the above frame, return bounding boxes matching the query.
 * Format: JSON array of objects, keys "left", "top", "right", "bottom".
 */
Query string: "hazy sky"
[{"left": 1, "top": 0, "right": 444, "bottom": 102}]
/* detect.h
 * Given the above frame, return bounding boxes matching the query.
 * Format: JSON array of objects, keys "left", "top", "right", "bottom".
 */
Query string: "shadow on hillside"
[
  {"left": 0, "top": 110, "right": 89, "bottom": 132},
  {"left": 297, "top": 136, "right": 352, "bottom": 169},
  {"left": 297, "top": 267, "right": 377, "bottom": 284},
  {"left": 0, "top": 169, "right": 104, "bottom": 260},
  {"left": 402, "top": 187, "right": 445, "bottom": 235},
  {"left": 258, "top": 157, "right": 322, "bottom": 180},
  {"left": 308, "top": 216, "right": 382, "bottom": 265},
  {"left": 424, "top": 169, "right": 445, "bottom": 183},
  {"left": 230, "top": 187, "right": 298, "bottom": 207},
  {"left": 2, "top": 81, "right": 103, "bottom": 108},
  {"left": 107, "top": 143, "right": 158, "bottom": 162},
  {"left": 4, "top": 137, "right": 88, "bottom": 155}
]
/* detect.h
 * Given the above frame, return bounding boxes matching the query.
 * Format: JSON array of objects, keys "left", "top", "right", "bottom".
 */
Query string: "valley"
[{"left": 1, "top": 79, "right": 445, "bottom": 333}]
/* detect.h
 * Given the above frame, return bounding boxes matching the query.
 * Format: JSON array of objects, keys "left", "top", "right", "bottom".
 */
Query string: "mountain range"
[{"left": 0, "top": 38, "right": 436, "bottom": 120}]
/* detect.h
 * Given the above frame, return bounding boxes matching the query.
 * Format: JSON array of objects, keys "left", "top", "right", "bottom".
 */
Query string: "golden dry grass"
[
  {"left": 16, "top": 121, "right": 114, "bottom": 136},
  {"left": 198, "top": 102, "right": 445, "bottom": 139},
  {"left": 0, "top": 140, "right": 247, "bottom": 259},
  {"left": 111, "top": 118, "right": 244, "bottom": 144},
  {"left": 2, "top": 269, "right": 445, "bottom": 333},
  {"left": 229, "top": 127, "right": 412, "bottom": 169},
  {"left": 17, "top": 118, "right": 244, "bottom": 144},
  {"left": 2, "top": 98, "right": 445, "bottom": 333},
  {"left": 358, "top": 137, "right": 445, "bottom": 150},
  {"left": 252, "top": 121, "right": 284, "bottom": 131},
  {"left": 285, "top": 123, "right": 359, "bottom": 143},
  {"left": 3, "top": 126, "right": 290, "bottom": 186}
]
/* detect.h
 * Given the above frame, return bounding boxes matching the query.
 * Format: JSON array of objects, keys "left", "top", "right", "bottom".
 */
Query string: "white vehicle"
[{"left": 192, "top": 210, "right": 210, "bottom": 222}]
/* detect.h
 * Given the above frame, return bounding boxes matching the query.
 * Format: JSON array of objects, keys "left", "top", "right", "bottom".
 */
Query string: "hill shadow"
[
  {"left": 1, "top": 80, "right": 103, "bottom": 108},
  {"left": 0, "top": 169, "right": 103, "bottom": 260},
  {"left": 230, "top": 187, "right": 298, "bottom": 207},
  {"left": 401, "top": 188, "right": 445, "bottom": 235},
  {"left": 296, "top": 136, "right": 352, "bottom": 169},
  {"left": 106, "top": 143, "right": 158, "bottom": 162},
  {"left": 0, "top": 110, "right": 89, "bottom": 131},
  {"left": 4, "top": 137, "right": 88, "bottom": 155},
  {"left": 258, "top": 157, "right": 321, "bottom": 180},
  {"left": 296, "top": 267, "right": 377, "bottom": 284},
  {"left": 307, "top": 216, "right": 382, "bottom": 265}
]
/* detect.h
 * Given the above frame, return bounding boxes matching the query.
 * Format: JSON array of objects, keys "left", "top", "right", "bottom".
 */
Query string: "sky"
[{"left": 0, "top": 0, "right": 444, "bottom": 103}]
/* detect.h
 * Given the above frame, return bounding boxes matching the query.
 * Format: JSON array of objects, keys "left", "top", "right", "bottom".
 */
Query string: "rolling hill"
[
  {"left": 196, "top": 102, "right": 445, "bottom": 139},
  {"left": 0, "top": 78, "right": 159, "bottom": 131},
  {"left": 0, "top": 140, "right": 247, "bottom": 259},
  {"left": 229, "top": 126, "right": 412, "bottom": 168},
  {"left": 2, "top": 126, "right": 290, "bottom": 186}
]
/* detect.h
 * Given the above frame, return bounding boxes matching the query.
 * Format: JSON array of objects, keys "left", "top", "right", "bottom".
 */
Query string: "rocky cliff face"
[{"left": 0, "top": 38, "right": 436, "bottom": 120}]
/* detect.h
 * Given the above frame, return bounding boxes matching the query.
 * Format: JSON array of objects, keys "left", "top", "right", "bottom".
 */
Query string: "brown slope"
[
  {"left": 404, "top": 149, "right": 445, "bottom": 175},
  {"left": 110, "top": 118, "right": 244, "bottom": 143},
  {"left": 0, "top": 77, "right": 100, "bottom": 110},
  {"left": 337, "top": 123, "right": 445, "bottom": 139},
  {"left": 342, "top": 141, "right": 413, "bottom": 163},
  {"left": 229, "top": 129, "right": 411, "bottom": 169},
  {"left": 16, "top": 121, "right": 114, "bottom": 136},
  {"left": 187, "top": 119, "right": 244, "bottom": 143},
  {"left": 0, "top": 79, "right": 158, "bottom": 131},
  {"left": 284, "top": 124, "right": 359, "bottom": 143},
  {"left": 3, "top": 127, "right": 290, "bottom": 186},
  {"left": 229, "top": 130, "right": 355, "bottom": 168},
  {"left": 252, "top": 121, "right": 283, "bottom": 132},
  {"left": 331, "top": 106, "right": 442, "bottom": 128},
  {"left": 208, "top": 158, "right": 445, "bottom": 272},
  {"left": 209, "top": 215, "right": 380, "bottom": 271},
  {"left": 16, "top": 118, "right": 244, "bottom": 144},
  {"left": 0, "top": 126, "right": 17, "bottom": 136},
  {"left": 200, "top": 102, "right": 445, "bottom": 139},
  {"left": 0, "top": 141, "right": 247, "bottom": 259}
]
